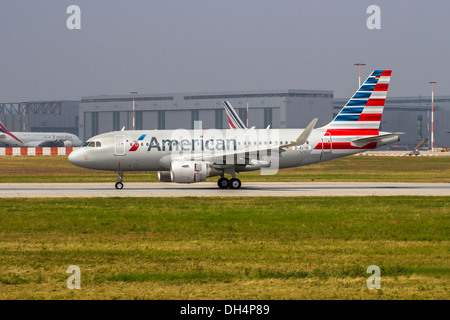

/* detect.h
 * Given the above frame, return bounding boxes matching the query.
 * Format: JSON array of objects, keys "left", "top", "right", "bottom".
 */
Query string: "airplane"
[
  {"left": 0, "top": 121, "right": 83, "bottom": 147},
  {"left": 69, "top": 70, "right": 403, "bottom": 190}
]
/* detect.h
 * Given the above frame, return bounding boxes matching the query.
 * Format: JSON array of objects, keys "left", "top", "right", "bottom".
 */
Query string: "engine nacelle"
[
  {"left": 157, "top": 171, "right": 172, "bottom": 182},
  {"left": 63, "top": 140, "right": 73, "bottom": 147},
  {"left": 170, "top": 161, "right": 220, "bottom": 184}
]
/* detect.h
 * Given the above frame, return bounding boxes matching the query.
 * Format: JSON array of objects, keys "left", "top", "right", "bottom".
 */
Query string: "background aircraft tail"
[
  {"left": 0, "top": 121, "right": 10, "bottom": 134},
  {"left": 0, "top": 121, "right": 23, "bottom": 143},
  {"left": 324, "top": 70, "right": 391, "bottom": 135},
  {"left": 223, "top": 101, "right": 247, "bottom": 129}
]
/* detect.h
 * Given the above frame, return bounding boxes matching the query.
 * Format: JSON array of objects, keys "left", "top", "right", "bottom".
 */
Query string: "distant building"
[
  {"left": 3, "top": 93, "right": 448, "bottom": 149},
  {"left": 334, "top": 96, "right": 450, "bottom": 149},
  {"left": 78, "top": 90, "right": 334, "bottom": 141},
  {"left": 0, "top": 100, "right": 79, "bottom": 135}
]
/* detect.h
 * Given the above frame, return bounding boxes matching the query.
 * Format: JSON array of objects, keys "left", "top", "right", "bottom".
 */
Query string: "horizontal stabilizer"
[{"left": 351, "top": 132, "right": 404, "bottom": 148}]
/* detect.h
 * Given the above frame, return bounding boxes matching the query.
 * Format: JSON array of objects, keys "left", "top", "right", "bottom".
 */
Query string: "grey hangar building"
[
  {"left": 1, "top": 91, "right": 449, "bottom": 150},
  {"left": 79, "top": 90, "right": 334, "bottom": 141}
]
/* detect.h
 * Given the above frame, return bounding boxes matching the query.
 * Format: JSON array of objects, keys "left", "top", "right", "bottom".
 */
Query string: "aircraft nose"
[{"left": 68, "top": 149, "right": 83, "bottom": 166}]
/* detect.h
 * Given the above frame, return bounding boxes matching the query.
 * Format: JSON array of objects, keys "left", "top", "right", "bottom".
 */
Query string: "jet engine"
[
  {"left": 157, "top": 171, "right": 172, "bottom": 182},
  {"left": 166, "top": 161, "right": 220, "bottom": 183},
  {"left": 63, "top": 140, "right": 73, "bottom": 147}
]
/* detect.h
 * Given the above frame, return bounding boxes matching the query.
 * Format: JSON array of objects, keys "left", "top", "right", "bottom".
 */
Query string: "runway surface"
[{"left": 0, "top": 182, "right": 449, "bottom": 197}]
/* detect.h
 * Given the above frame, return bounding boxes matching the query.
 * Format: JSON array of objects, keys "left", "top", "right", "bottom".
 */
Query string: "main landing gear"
[
  {"left": 217, "top": 177, "right": 242, "bottom": 189},
  {"left": 115, "top": 172, "right": 124, "bottom": 189}
]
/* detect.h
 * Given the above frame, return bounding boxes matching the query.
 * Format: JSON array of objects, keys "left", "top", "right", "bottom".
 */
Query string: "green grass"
[
  {"left": 1, "top": 155, "right": 449, "bottom": 182},
  {"left": 0, "top": 197, "right": 448, "bottom": 299}
]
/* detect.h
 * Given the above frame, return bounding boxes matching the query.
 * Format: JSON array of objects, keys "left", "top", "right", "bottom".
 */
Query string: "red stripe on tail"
[
  {"left": 366, "top": 99, "right": 385, "bottom": 106},
  {"left": 373, "top": 83, "right": 389, "bottom": 91},
  {"left": 314, "top": 142, "right": 377, "bottom": 150},
  {"left": 326, "top": 129, "right": 379, "bottom": 136},
  {"left": 358, "top": 114, "right": 382, "bottom": 121}
]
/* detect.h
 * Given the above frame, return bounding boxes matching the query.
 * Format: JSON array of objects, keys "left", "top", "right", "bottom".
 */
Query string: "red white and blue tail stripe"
[
  {"left": 314, "top": 70, "right": 396, "bottom": 152},
  {"left": 223, "top": 101, "right": 247, "bottom": 129},
  {"left": 326, "top": 70, "right": 391, "bottom": 133}
]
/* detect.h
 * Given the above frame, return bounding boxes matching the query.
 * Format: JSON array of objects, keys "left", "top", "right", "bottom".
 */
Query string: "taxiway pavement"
[{"left": 0, "top": 182, "right": 449, "bottom": 197}]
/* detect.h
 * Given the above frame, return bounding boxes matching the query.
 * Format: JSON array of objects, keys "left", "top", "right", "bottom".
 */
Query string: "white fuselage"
[{"left": 68, "top": 127, "right": 386, "bottom": 173}]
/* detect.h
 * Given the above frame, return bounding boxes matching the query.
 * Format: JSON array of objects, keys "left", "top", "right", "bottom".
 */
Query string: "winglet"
[{"left": 285, "top": 118, "right": 318, "bottom": 147}]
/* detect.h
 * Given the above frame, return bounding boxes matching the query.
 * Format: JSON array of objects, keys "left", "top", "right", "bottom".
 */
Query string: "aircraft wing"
[{"left": 178, "top": 118, "right": 318, "bottom": 166}]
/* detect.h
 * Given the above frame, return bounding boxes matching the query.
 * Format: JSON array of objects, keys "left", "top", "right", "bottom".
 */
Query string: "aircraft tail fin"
[
  {"left": 0, "top": 121, "right": 9, "bottom": 134},
  {"left": 223, "top": 101, "right": 247, "bottom": 129},
  {"left": 325, "top": 70, "right": 392, "bottom": 134},
  {"left": 0, "top": 121, "right": 23, "bottom": 143}
]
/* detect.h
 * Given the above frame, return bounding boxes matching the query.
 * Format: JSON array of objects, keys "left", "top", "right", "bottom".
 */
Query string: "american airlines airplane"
[
  {"left": 0, "top": 121, "right": 83, "bottom": 147},
  {"left": 69, "top": 70, "right": 403, "bottom": 190}
]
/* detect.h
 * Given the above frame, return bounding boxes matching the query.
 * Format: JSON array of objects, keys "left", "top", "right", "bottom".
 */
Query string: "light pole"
[
  {"left": 429, "top": 82, "right": 436, "bottom": 151},
  {"left": 130, "top": 91, "right": 137, "bottom": 130},
  {"left": 246, "top": 95, "right": 249, "bottom": 128},
  {"left": 354, "top": 63, "right": 366, "bottom": 88}
]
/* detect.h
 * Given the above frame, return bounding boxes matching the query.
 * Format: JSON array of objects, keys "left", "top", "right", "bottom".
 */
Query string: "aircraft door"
[
  {"left": 115, "top": 135, "right": 126, "bottom": 156},
  {"left": 321, "top": 132, "right": 332, "bottom": 154}
]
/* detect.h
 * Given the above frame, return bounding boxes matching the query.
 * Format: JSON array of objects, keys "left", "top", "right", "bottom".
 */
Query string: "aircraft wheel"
[
  {"left": 115, "top": 182, "right": 124, "bottom": 190},
  {"left": 218, "top": 177, "right": 229, "bottom": 189},
  {"left": 228, "top": 178, "right": 241, "bottom": 189}
]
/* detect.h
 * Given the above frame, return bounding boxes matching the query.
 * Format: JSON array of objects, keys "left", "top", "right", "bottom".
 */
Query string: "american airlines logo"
[
  {"left": 128, "top": 134, "right": 238, "bottom": 152},
  {"left": 129, "top": 134, "right": 147, "bottom": 151},
  {"left": 146, "top": 136, "right": 237, "bottom": 152}
]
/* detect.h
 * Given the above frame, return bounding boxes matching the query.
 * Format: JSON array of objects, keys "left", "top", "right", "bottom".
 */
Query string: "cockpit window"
[{"left": 82, "top": 141, "right": 101, "bottom": 148}]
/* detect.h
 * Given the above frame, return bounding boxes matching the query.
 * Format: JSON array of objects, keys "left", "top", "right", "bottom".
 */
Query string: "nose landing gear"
[{"left": 115, "top": 172, "right": 124, "bottom": 189}]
